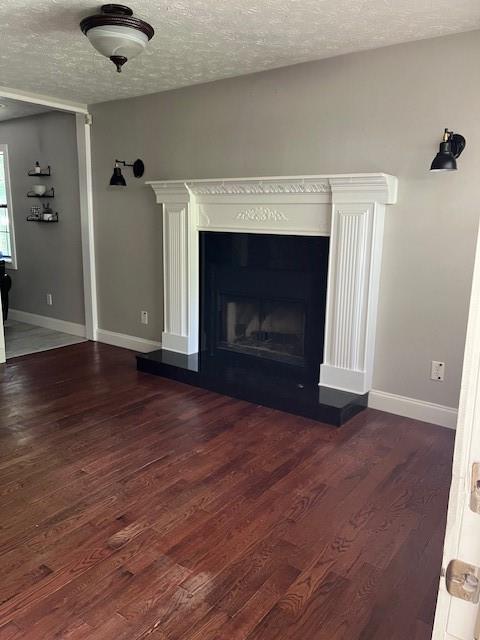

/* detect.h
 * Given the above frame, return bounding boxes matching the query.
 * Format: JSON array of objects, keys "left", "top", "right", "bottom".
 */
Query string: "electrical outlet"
[
  {"left": 46, "top": 293, "right": 53, "bottom": 306},
  {"left": 431, "top": 361, "right": 445, "bottom": 381},
  {"left": 141, "top": 310, "right": 148, "bottom": 325}
]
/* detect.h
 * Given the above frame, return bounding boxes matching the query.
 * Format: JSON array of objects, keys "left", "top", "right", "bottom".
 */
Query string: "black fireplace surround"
[
  {"left": 201, "top": 232, "right": 328, "bottom": 383},
  {"left": 137, "top": 232, "right": 368, "bottom": 426}
]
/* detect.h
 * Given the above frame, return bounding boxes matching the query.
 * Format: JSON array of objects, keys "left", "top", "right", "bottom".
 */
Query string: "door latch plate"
[{"left": 446, "top": 559, "right": 480, "bottom": 604}]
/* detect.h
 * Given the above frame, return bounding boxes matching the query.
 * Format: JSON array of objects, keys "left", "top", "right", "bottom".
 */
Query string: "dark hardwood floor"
[{"left": 0, "top": 342, "right": 455, "bottom": 639}]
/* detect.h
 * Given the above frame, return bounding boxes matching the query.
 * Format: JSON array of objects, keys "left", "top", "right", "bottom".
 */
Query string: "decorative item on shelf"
[
  {"left": 27, "top": 203, "right": 58, "bottom": 223},
  {"left": 27, "top": 187, "right": 55, "bottom": 198},
  {"left": 430, "top": 128, "right": 466, "bottom": 172},
  {"left": 28, "top": 205, "right": 41, "bottom": 220},
  {"left": 28, "top": 163, "right": 51, "bottom": 177},
  {"left": 80, "top": 4, "right": 155, "bottom": 73},
  {"left": 109, "top": 158, "right": 144, "bottom": 186},
  {"left": 42, "top": 202, "right": 58, "bottom": 222}
]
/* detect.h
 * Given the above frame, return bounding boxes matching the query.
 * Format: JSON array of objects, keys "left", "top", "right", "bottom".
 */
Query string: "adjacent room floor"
[
  {"left": 3, "top": 319, "right": 86, "bottom": 359},
  {"left": 0, "top": 342, "right": 455, "bottom": 639}
]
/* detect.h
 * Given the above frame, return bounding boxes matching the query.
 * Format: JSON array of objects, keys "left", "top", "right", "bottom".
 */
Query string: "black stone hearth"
[
  {"left": 137, "top": 232, "right": 368, "bottom": 426},
  {"left": 136, "top": 349, "right": 367, "bottom": 426}
]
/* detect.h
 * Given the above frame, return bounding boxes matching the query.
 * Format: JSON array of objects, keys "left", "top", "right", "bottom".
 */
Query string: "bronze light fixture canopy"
[
  {"left": 80, "top": 4, "right": 154, "bottom": 73},
  {"left": 430, "top": 128, "right": 466, "bottom": 172},
  {"left": 109, "top": 159, "right": 145, "bottom": 186}
]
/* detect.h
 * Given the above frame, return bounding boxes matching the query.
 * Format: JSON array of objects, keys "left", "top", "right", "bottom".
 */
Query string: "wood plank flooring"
[{"left": 0, "top": 341, "right": 455, "bottom": 639}]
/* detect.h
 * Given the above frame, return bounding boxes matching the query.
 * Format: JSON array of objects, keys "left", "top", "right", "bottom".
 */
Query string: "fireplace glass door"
[
  {"left": 218, "top": 294, "right": 306, "bottom": 366},
  {"left": 201, "top": 231, "right": 329, "bottom": 380}
]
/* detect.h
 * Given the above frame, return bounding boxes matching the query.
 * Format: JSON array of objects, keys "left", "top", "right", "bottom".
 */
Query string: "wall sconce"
[
  {"left": 430, "top": 128, "right": 466, "bottom": 172},
  {"left": 109, "top": 159, "right": 145, "bottom": 186}
]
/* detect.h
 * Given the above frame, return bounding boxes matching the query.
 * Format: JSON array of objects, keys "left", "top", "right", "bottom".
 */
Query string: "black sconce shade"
[
  {"left": 430, "top": 129, "right": 466, "bottom": 172},
  {"left": 109, "top": 158, "right": 145, "bottom": 186},
  {"left": 110, "top": 166, "right": 127, "bottom": 186}
]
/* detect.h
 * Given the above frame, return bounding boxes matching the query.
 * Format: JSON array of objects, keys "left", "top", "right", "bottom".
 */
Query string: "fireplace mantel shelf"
[
  {"left": 146, "top": 173, "right": 398, "bottom": 396},
  {"left": 147, "top": 173, "right": 398, "bottom": 203}
]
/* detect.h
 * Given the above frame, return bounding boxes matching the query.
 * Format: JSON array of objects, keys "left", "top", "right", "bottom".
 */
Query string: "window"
[{"left": 0, "top": 144, "right": 16, "bottom": 268}]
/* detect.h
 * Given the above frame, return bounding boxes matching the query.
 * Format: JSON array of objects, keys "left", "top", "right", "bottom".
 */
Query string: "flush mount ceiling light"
[
  {"left": 109, "top": 159, "right": 145, "bottom": 186},
  {"left": 430, "top": 128, "right": 466, "bottom": 172},
  {"left": 80, "top": 4, "right": 154, "bottom": 73}
]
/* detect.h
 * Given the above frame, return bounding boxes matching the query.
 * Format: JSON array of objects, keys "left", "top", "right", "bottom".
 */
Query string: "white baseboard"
[
  {"left": 96, "top": 328, "right": 161, "bottom": 353},
  {"left": 368, "top": 389, "right": 458, "bottom": 430},
  {"left": 7, "top": 310, "right": 458, "bottom": 427},
  {"left": 9, "top": 309, "right": 86, "bottom": 338}
]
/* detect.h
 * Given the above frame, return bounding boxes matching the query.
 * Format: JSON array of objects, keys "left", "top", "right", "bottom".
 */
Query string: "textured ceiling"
[
  {"left": 0, "top": 0, "right": 479, "bottom": 105},
  {"left": 0, "top": 98, "right": 52, "bottom": 122}
]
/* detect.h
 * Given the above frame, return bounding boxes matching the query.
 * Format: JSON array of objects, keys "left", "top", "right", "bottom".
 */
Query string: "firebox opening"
[{"left": 218, "top": 294, "right": 306, "bottom": 366}]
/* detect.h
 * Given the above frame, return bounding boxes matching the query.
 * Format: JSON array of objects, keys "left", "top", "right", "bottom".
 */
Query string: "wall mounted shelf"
[
  {"left": 27, "top": 188, "right": 55, "bottom": 198},
  {"left": 26, "top": 213, "right": 58, "bottom": 223},
  {"left": 28, "top": 165, "right": 51, "bottom": 177}
]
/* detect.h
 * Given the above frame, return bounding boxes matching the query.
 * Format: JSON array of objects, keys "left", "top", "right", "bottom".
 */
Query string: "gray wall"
[
  {"left": 0, "top": 111, "right": 85, "bottom": 324},
  {"left": 90, "top": 30, "right": 480, "bottom": 408}
]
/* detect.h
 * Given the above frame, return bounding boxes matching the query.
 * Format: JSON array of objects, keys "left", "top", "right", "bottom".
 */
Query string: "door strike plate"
[{"left": 446, "top": 559, "right": 480, "bottom": 604}]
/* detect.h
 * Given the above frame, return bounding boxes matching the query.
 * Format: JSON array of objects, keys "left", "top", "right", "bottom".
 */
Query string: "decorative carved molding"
[
  {"left": 187, "top": 180, "right": 330, "bottom": 196},
  {"left": 236, "top": 207, "right": 288, "bottom": 222}
]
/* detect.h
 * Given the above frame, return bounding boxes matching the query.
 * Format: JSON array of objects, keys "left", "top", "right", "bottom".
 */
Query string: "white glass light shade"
[{"left": 86, "top": 24, "right": 148, "bottom": 61}]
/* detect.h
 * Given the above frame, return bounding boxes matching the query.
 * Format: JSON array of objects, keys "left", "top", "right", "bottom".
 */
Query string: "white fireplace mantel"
[{"left": 147, "top": 173, "right": 398, "bottom": 395}]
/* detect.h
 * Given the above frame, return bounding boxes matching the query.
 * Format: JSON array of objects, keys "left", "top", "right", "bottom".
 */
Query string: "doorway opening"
[{"left": 0, "top": 91, "right": 96, "bottom": 361}]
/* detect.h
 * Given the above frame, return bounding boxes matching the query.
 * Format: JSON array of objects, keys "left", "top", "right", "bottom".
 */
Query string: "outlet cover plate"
[{"left": 431, "top": 360, "right": 445, "bottom": 381}]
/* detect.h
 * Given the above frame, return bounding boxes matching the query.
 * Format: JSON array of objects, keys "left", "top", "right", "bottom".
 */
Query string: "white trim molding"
[
  {"left": 9, "top": 309, "right": 86, "bottom": 338},
  {"left": 368, "top": 389, "right": 458, "bottom": 429},
  {"left": 0, "top": 85, "right": 88, "bottom": 115},
  {"left": 96, "top": 328, "right": 161, "bottom": 353},
  {"left": 148, "top": 173, "right": 398, "bottom": 395},
  {"left": 0, "top": 144, "right": 17, "bottom": 270},
  {"left": 76, "top": 113, "right": 98, "bottom": 341}
]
